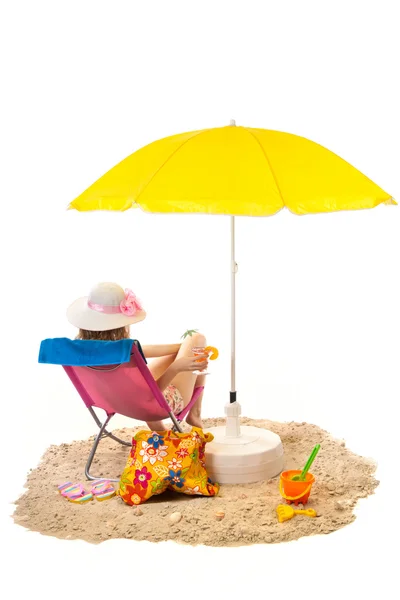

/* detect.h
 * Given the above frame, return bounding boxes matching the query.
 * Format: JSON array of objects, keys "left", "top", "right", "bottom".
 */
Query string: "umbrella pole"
[
  {"left": 205, "top": 213, "right": 283, "bottom": 483},
  {"left": 229, "top": 118, "right": 237, "bottom": 404},
  {"left": 225, "top": 215, "right": 242, "bottom": 437},
  {"left": 230, "top": 215, "right": 236, "bottom": 402}
]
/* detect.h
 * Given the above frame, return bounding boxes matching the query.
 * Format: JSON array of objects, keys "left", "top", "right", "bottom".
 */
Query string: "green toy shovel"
[{"left": 292, "top": 444, "right": 320, "bottom": 481}]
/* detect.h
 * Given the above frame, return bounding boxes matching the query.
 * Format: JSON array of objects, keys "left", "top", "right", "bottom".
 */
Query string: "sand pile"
[{"left": 13, "top": 418, "right": 378, "bottom": 546}]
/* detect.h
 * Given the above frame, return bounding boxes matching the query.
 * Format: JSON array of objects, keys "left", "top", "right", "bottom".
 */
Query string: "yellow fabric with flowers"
[{"left": 119, "top": 427, "right": 219, "bottom": 505}]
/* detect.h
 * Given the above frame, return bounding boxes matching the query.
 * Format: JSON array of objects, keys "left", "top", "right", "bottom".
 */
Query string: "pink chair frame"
[{"left": 63, "top": 343, "right": 203, "bottom": 481}]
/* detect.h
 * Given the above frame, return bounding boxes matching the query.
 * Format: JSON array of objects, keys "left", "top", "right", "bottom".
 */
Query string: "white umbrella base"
[{"left": 204, "top": 425, "right": 284, "bottom": 485}]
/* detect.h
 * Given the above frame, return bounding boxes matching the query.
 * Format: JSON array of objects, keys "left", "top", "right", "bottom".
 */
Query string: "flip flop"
[
  {"left": 58, "top": 483, "right": 86, "bottom": 500},
  {"left": 58, "top": 481, "right": 115, "bottom": 503},
  {"left": 91, "top": 480, "right": 116, "bottom": 501},
  {"left": 58, "top": 482, "right": 73, "bottom": 494},
  {"left": 95, "top": 489, "right": 116, "bottom": 501},
  {"left": 91, "top": 480, "right": 114, "bottom": 497},
  {"left": 68, "top": 492, "right": 93, "bottom": 504}
]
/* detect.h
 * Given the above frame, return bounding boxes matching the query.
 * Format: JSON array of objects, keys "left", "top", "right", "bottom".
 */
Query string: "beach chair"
[{"left": 39, "top": 338, "right": 204, "bottom": 481}]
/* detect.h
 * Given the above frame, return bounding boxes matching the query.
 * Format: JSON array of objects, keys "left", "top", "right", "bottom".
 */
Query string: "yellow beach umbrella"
[
  {"left": 70, "top": 121, "right": 395, "bottom": 401},
  {"left": 70, "top": 121, "right": 395, "bottom": 215},
  {"left": 70, "top": 122, "right": 395, "bottom": 483}
]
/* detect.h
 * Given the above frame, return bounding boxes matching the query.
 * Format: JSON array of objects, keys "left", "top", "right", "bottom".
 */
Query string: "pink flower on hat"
[{"left": 120, "top": 288, "right": 143, "bottom": 316}]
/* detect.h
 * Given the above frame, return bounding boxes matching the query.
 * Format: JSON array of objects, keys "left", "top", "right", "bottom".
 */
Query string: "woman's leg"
[
  {"left": 147, "top": 354, "right": 176, "bottom": 380},
  {"left": 186, "top": 373, "right": 206, "bottom": 428},
  {"left": 146, "top": 354, "right": 176, "bottom": 431},
  {"left": 170, "top": 332, "right": 207, "bottom": 428}
]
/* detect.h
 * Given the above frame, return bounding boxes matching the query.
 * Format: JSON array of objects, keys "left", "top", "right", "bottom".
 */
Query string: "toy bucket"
[{"left": 279, "top": 470, "right": 315, "bottom": 505}]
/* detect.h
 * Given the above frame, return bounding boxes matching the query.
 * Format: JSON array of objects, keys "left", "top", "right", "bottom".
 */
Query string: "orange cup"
[{"left": 279, "top": 470, "right": 315, "bottom": 505}]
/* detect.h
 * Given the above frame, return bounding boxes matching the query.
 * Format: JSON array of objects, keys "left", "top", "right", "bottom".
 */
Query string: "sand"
[{"left": 12, "top": 417, "right": 379, "bottom": 546}]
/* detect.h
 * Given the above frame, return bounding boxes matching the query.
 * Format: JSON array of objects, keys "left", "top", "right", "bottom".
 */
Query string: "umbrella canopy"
[
  {"left": 70, "top": 124, "right": 395, "bottom": 214},
  {"left": 69, "top": 123, "right": 396, "bottom": 411}
]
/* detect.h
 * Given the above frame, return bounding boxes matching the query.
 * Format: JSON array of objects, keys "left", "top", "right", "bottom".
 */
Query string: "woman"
[{"left": 67, "top": 282, "right": 208, "bottom": 430}]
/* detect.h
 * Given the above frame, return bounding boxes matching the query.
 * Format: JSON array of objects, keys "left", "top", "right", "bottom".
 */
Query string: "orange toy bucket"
[{"left": 279, "top": 470, "right": 315, "bottom": 505}]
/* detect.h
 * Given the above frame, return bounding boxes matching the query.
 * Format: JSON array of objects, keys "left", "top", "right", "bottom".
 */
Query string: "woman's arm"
[{"left": 141, "top": 344, "right": 181, "bottom": 358}]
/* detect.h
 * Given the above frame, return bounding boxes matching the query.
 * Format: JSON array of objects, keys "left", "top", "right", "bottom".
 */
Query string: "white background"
[{"left": 1, "top": 0, "right": 399, "bottom": 597}]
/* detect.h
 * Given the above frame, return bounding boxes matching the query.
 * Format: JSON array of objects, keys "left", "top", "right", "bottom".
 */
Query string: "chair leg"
[
  {"left": 84, "top": 407, "right": 181, "bottom": 481},
  {"left": 103, "top": 431, "right": 132, "bottom": 446},
  {"left": 169, "top": 411, "right": 183, "bottom": 433},
  {"left": 87, "top": 407, "right": 131, "bottom": 445},
  {"left": 85, "top": 414, "right": 120, "bottom": 482},
  {"left": 85, "top": 410, "right": 130, "bottom": 482}
]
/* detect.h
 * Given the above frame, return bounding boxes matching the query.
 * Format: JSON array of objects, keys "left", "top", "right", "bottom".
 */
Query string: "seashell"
[
  {"left": 215, "top": 511, "right": 225, "bottom": 521},
  {"left": 240, "top": 493, "right": 247, "bottom": 499},
  {"left": 133, "top": 507, "right": 143, "bottom": 516},
  {"left": 169, "top": 511, "right": 182, "bottom": 524}
]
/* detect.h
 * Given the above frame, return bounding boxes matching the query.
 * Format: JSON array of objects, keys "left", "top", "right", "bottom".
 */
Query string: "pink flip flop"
[
  {"left": 58, "top": 482, "right": 73, "bottom": 494},
  {"left": 58, "top": 483, "right": 85, "bottom": 500},
  {"left": 92, "top": 481, "right": 114, "bottom": 495},
  {"left": 95, "top": 490, "right": 116, "bottom": 501},
  {"left": 91, "top": 480, "right": 115, "bottom": 501},
  {"left": 68, "top": 492, "right": 93, "bottom": 504},
  {"left": 58, "top": 481, "right": 115, "bottom": 503}
]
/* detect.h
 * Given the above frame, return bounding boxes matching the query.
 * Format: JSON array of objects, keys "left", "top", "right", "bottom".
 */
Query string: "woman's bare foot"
[{"left": 186, "top": 413, "right": 204, "bottom": 429}]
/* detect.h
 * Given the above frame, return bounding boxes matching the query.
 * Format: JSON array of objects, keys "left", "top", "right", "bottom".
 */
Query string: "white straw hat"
[{"left": 67, "top": 282, "right": 146, "bottom": 331}]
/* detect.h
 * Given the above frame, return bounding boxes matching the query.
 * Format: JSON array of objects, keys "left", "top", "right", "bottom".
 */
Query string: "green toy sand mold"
[{"left": 12, "top": 417, "right": 379, "bottom": 546}]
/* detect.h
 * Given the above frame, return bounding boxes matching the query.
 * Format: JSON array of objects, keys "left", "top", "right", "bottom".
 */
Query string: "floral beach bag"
[{"left": 119, "top": 427, "right": 220, "bottom": 505}]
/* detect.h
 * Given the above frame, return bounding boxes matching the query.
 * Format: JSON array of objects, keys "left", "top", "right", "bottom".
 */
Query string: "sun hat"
[{"left": 67, "top": 282, "right": 146, "bottom": 331}]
